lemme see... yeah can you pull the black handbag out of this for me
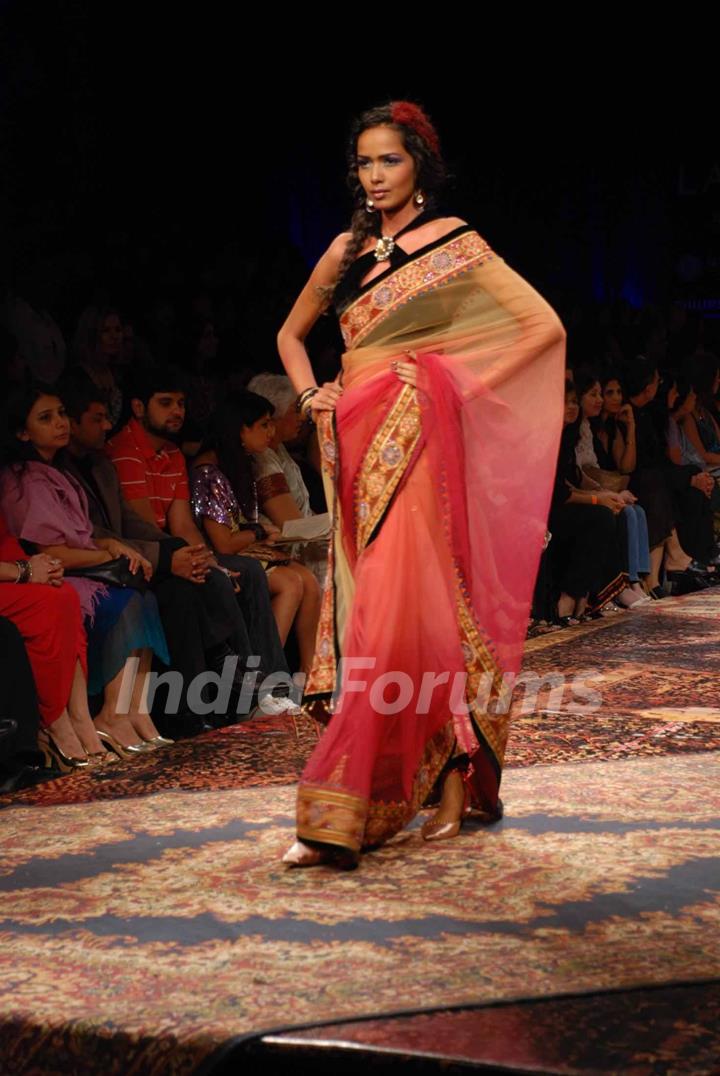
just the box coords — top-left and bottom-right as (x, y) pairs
(67, 556), (146, 591)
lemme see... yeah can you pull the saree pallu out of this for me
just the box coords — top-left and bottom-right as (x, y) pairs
(297, 232), (566, 854)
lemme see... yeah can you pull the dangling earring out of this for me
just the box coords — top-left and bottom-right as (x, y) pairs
(414, 190), (425, 207)
(365, 198), (375, 213)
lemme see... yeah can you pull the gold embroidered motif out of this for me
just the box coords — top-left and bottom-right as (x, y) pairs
(304, 533), (337, 697)
(317, 411), (336, 480)
(296, 784), (367, 852)
(340, 233), (495, 349)
(363, 723), (455, 847)
(455, 588), (508, 766)
(354, 386), (422, 555)
(295, 725), (454, 851)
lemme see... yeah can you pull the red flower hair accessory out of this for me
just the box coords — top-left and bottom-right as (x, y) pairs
(390, 101), (440, 157)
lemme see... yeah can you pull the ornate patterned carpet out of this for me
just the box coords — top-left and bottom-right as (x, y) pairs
(0, 592), (719, 1074)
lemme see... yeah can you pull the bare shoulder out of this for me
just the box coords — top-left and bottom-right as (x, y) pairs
(324, 231), (353, 267)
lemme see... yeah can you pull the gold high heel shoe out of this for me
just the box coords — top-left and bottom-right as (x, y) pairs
(421, 776), (470, 842)
(95, 729), (149, 760)
(124, 714), (174, 749)
(37, 729), (89, 774)
(141, 735), (174, 749)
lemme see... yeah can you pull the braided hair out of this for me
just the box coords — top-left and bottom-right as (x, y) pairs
(334, 101), (447, 291)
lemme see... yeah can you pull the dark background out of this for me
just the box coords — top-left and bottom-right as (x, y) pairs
(1, 3), (718, 370)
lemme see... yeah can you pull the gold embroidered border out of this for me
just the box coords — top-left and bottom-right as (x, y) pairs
(296, 784), (368, 852)
(456, 589), (508, 767)
(303, 532), (337, 697)
(354, 386), (422, 556)
(317, 411), (336, 481)
(340, 233), (495, 349)
(363, 722), (455, 847)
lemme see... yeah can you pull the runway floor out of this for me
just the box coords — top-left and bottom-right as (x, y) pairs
(0, 592), (718, 1075)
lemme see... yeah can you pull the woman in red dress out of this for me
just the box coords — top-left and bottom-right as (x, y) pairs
(0, 514), (107, 770)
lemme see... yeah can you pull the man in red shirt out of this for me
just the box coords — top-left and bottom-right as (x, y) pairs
(106, 375), (206, 547)
(106, 367), (297, 725)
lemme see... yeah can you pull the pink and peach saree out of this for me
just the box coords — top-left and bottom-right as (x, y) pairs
(297, 229), (566, 854)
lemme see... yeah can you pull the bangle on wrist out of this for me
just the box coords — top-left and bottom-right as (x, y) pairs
(14, 559), (31, 583)
(591, 495), (598, 505)
(296, 387), (319, 415)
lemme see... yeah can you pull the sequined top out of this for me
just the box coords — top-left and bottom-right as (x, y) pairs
(190, 463), (254, 534)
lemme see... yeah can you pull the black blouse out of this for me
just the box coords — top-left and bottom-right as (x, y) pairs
(333, 211), (472, 314)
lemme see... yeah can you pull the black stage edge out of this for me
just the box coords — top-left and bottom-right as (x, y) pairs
(199, 978), (720, 1075)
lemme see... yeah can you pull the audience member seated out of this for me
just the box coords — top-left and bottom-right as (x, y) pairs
(0, 384), (171, 759)
(670, 373), (720, 501)
(683, 354), (720, 473)
(548, 380), (627, 625)
(60, 372), (290, 731)
(574, 368), (651, 608)
(247, 372), (328, 586)
(191, 390), (321, 674)
(664, 374), (718, 572)
(625, 359), (706, 598)
(106, 368), (298, 714)
(0, 510), (110, 772)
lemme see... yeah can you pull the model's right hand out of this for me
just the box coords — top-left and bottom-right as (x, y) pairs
(311, 381), (343, 414)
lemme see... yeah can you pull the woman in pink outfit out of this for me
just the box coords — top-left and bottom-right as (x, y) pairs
(277, 101), (566, 867)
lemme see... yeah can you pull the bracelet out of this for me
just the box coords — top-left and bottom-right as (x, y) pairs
(14, 559), (32, 583)
(590, 495), (598, 505)
(296, 387), (319, 416)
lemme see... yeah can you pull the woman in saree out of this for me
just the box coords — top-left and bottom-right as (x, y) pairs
(277, 102), (566, 867)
